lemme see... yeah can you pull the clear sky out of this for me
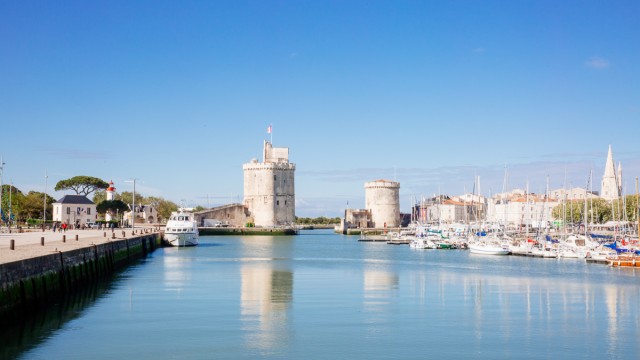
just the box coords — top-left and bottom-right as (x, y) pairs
(1, 0), (638, 217)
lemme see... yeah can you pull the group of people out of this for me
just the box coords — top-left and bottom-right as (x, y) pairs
(50, 222), (116, 232)
(51, 222), (71, 232)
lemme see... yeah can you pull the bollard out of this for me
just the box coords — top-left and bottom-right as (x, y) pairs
(75, 234), (79, 241)
(104, 232), (107, 237)
(122, 231), (125, 237)
(41, 237), (45, 246)
(10, 239), (15, 250)
(112, 232), (116, 239)
(63, 235), (66, 242)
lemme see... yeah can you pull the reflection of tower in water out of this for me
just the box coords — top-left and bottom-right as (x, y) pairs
(240, 237), (293, 352)
(363, 264), (399, 313)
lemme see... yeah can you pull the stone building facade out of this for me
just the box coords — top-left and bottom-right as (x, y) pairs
(365, 180), (400, 228)
(243, 141), (296, 227)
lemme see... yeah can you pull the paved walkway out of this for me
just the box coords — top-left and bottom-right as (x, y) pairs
(0, 228), (160, 264)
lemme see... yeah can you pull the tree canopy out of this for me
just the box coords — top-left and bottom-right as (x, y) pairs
(55, 176), (109, 196)
(96, 200), (130, 217)
(295, 216), (341, 225)
(551, 195), (640, 224)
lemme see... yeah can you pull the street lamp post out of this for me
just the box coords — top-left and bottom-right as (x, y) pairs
(43, 171), (48, 230)
(126, 179), (137, 230)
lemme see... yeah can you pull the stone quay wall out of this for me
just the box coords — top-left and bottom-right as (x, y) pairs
(0, 234), (161, 322)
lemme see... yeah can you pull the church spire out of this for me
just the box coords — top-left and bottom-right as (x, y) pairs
(600, 145), (620, 201)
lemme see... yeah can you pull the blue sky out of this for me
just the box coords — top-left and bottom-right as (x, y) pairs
(1, 0), (638, 217)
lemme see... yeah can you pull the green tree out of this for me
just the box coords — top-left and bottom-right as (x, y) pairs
(55, 176), (109, 196)
(118, 191), (146, 207)
(552, 198), (613, 224)
(146, 196), (178, 223)
(611, 195), (639, 222)
(294, 216), (341, 225)
(96, 200), (130, 221)
(93, 190), (106, 204)
(19, 191), (55, 221)
(1, 184), (24, 223)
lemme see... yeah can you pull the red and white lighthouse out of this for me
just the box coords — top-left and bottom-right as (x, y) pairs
(105, 180), (116, 221)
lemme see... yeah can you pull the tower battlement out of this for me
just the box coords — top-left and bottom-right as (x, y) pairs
(243, 141), (296, 227)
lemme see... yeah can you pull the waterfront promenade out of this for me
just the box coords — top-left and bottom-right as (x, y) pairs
(0, 227), (158, 264)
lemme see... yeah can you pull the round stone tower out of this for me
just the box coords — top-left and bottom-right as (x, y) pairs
(365, 180), (400, 228)
(243, 141), (295, 227)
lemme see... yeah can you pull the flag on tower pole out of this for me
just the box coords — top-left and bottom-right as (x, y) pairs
(267, 123), (273, 144)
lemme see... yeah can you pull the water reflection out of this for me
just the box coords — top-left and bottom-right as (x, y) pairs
(412, 264), (640, 356)
(162, 248), (194, 298)
(239, 236), (294, 354)
(363, 265), (398, 313)
(0, 276), (115, 359)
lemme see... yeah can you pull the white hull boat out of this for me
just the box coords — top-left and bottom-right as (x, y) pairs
(469, 243), (511, 255)
(469, 236), (510, 255)
(164, 209), (199, 247)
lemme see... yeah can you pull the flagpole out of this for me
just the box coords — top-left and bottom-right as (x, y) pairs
(270, 123), (273, 144)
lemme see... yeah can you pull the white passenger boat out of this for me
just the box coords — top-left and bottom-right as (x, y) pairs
(164, 209), (199, 247)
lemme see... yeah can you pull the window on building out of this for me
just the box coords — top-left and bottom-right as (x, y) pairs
(87, 208), (91, 215)
(274, 175), (276, 181)
(66, 207), (70, 215)
(277, 200), (280, 206)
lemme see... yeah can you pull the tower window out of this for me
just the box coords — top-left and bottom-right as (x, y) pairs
(277, 200), (280, 206)
(274, 175), (276, 181)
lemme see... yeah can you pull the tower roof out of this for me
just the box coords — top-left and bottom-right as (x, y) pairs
(603, 145), (616, 178)
(601, 145), (621, 200)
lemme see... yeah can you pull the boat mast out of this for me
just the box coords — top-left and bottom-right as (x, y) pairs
(525, 180), (529, 239)
(585, 172), (590, 237)
(636, 176), (640, 238)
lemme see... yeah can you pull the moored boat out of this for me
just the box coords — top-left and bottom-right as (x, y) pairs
(468, 235), (511, 255)
(164, 208), (199, 247)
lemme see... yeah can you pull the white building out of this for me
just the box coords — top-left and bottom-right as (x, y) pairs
(243, 140), (296, 227)
(52, 195), (97, 226)
(123, 204), (159, 226)
(486, 194), (557, 228)
(426, 199), (467, 223)
(549, 187), (598, 201)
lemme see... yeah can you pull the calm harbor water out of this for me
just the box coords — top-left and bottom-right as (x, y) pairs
(5, 229), (640, 359)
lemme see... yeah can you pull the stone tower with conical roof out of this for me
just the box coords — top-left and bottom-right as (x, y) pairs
(600, 145), (620, 201)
